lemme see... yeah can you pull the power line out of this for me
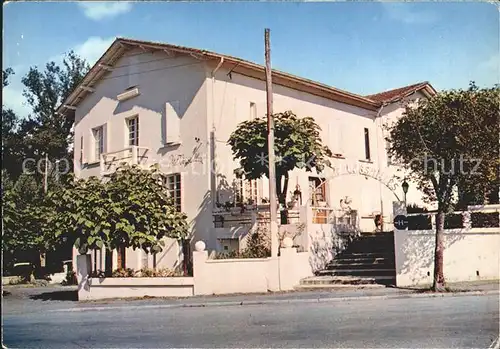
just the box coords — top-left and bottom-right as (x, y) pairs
(98, 61), (204, 83)
(112, 54), (182, 70)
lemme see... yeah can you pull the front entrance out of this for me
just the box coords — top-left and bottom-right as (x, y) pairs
(309, 177), (329, 223)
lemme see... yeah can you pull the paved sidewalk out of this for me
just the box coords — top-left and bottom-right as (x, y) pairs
(3, 280), (498, 315)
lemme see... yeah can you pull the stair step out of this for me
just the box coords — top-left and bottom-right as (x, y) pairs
(345, 246), (394, 252)
(318, 269), (395, 277)
(339, 254), (394, 260)
(335, 251), (394, 259)
(326, 263), (395, 270)
(301, 275), (395, 285)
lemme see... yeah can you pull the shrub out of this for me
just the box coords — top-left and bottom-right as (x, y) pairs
(444, 213), (463, 229)
(406, 204), (428, 214)
(111, 268), (136, 277)
(138, 267), (184, 277)
(213, 250), (240, 260)
(62, 270), (77, 285)
(89, 270), (106, 278)
(407, 215), (432, 230)
(471, 212), (499, 228)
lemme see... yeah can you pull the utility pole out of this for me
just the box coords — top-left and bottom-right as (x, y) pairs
(44, 153), (48, 193)
(265, 28), (279, 258)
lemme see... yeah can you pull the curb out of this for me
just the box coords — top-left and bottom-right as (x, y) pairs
(51, 289), (500, 313)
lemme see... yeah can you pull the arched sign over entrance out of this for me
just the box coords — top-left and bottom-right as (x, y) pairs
(324, 162), (402, 202)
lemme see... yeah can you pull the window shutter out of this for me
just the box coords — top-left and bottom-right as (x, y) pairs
(87, 131), (94, 163)
(165, 101), (181, 144)
(102, 123), (108, 154)
(79, 135), (84, 167)
(330, 119), (343, 155)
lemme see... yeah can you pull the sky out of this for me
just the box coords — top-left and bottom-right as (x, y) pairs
(3, 1), (499, 118)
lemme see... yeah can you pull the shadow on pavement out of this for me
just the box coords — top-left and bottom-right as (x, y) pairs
(30, 290), (78, 301)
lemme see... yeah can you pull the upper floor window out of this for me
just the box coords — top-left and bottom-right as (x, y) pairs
(386, 139), (392, 166)
(93, 126), (104, 160)
(79, 136), (84, 166)
(127, 117), (139, 146)
(165, 173), (182, 212)
(250, 102), (257, 120)
(364, 128), (371, 161)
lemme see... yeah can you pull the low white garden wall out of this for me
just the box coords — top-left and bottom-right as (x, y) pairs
(77, 255), (194, 300)
(394, 204), (500, 287)
(192, 242), (313, 295)
(77, 240), (313, 300)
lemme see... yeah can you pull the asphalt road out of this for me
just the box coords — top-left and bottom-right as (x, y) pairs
(3, 291), (499, 348)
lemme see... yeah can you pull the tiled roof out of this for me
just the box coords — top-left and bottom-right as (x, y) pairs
(365, 82), (431, 103)
(58, 37), (436, 116)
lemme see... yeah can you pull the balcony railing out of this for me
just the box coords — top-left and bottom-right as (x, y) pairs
(100, 146), (150, 175)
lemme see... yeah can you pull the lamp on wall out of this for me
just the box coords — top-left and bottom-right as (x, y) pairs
(402, 179), (409, 209)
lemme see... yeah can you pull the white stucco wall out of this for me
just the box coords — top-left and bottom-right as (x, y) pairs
(393, 206), (500, 286)
(73, 48), (213, 270)
(208, 64), (422, 235)
(73, 46), (435, 266)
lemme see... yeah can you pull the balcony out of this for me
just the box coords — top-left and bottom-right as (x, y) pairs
(100, 146), (150, 175)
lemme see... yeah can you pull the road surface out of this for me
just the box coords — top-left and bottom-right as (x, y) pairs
(3, 289), (499, 348)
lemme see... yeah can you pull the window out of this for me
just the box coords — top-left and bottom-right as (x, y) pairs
(245, 179), (259, 204)
(386, 139), (392, 166)
(127, 117), (139, 146)
(165, 173), (182, 212)
(93, 126), (104, 160)
(235, 178), (259, 205)
(250, 102), (257, 120)
(364, 128), (371, 161)
(79, 136), (84, 166)
(309, 177), (327, 206)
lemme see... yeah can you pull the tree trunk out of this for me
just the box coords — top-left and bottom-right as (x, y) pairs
(433, 211), (446, 291)
(276, 173), (289, 224)
(105, 249), (113, 277)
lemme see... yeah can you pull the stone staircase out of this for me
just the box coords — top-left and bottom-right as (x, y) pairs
(300, 232), (396, 287)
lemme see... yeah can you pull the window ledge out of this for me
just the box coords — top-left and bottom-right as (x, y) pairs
(160, 141), (182, 149)
(331, 154), (345, 159)
(117, 87), (140, 102)
(86, 161), (100, 167)
(359, 159), (373, 164)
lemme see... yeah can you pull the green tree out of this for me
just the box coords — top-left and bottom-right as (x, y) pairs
(387, 82), (499, 291)
(2, 173), (48, 273)
(228, 111), (332, 219)
(21, 51), (89, 159)
(2, 68), (23, 180)
(45, 165), (190, 274)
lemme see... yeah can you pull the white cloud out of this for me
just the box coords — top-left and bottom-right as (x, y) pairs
(381, 3), (437, 24)
(49, 36), (116, 67)
(74, 36), (116, 65)
(2, 85), (32, 117)
(78, 2), (132, 21)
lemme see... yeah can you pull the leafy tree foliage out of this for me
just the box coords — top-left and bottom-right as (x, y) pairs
(45, 165), (190, 256)
(387, 82), (499, 291)
(228, 111), (332, 208)
(2, 173), (48, 272)
(2, 54), (89, 273)
(2, 52), (89, 180)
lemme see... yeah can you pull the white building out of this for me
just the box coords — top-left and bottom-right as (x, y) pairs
(58, 37), (437, 272)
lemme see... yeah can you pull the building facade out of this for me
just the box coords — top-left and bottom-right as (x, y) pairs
(60, 38), (436, 272)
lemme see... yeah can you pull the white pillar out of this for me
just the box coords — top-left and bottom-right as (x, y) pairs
(76, 254), (92, 301)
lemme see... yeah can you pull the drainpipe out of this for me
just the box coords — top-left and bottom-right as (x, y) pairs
(375, 103), (386, 232)
(210, 58), (224, 208)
